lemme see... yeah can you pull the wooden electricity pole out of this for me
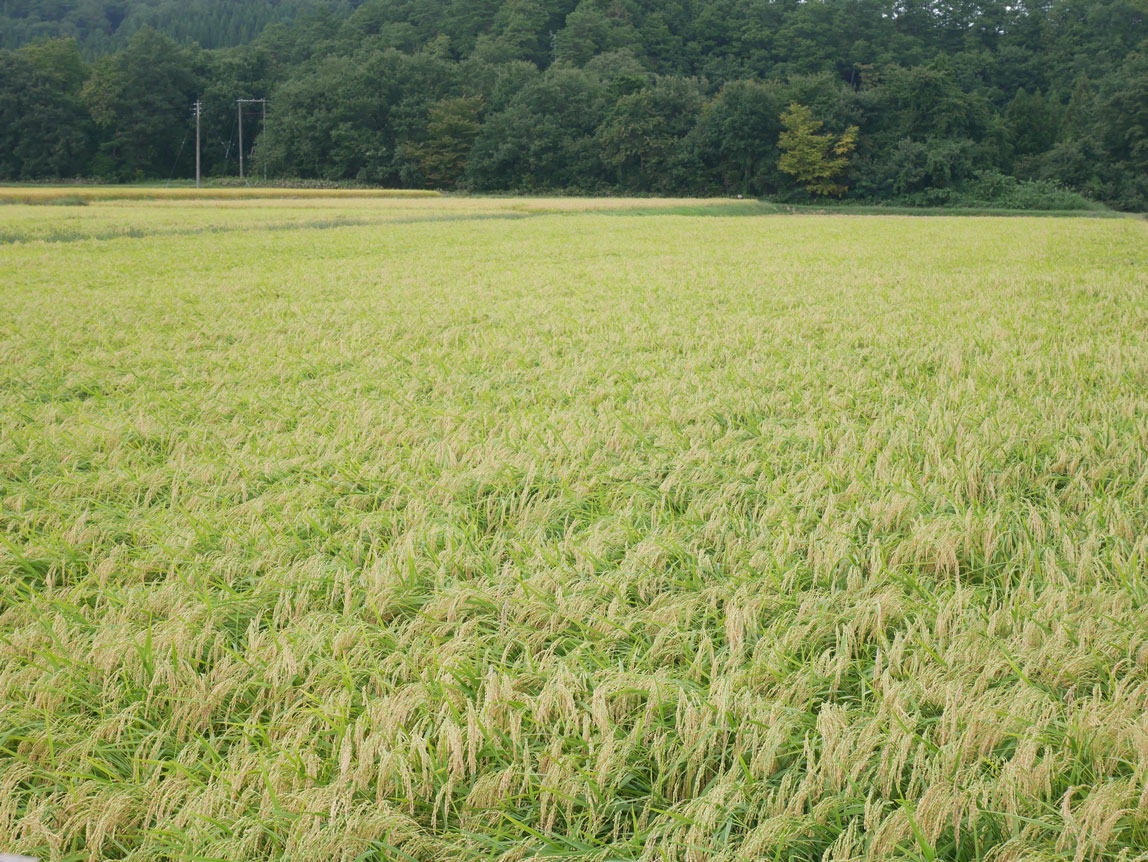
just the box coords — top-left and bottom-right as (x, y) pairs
(194, 100), (202, 188)
(237, 99), (244, 181)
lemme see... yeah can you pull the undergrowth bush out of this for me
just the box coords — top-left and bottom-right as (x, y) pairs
(900, 171), (1101, 211)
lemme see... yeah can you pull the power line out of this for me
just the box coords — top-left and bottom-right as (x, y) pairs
(236, 98), (268, 182)
(165, 130), (189, 186)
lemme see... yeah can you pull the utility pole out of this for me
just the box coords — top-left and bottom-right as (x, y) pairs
(262, 98), (267, 181)
(237, 99), (244, 182)
(194, 100), (202, 189)
(237, 98), (268, 183)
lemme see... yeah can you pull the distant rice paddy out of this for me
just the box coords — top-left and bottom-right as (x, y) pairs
(0, 186), (443, 203)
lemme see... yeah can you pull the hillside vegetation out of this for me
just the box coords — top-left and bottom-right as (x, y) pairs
(0, 0), (347, 52)
(0, 0), (1146, 208)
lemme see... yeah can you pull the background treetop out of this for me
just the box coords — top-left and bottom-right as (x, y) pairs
(1, 0), (1145, 209)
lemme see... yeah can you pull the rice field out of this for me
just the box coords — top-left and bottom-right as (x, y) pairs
(0, 187), (443, 203)
(0, 194), (767, 245)
(1, 194), (1147, 862)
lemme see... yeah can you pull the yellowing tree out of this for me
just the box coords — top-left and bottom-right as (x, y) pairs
(777, 103), (858, 196)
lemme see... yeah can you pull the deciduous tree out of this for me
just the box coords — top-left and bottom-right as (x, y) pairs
(777, 102), (857, 196)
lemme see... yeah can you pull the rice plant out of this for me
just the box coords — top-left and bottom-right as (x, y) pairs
(1, 197), (1147, 861)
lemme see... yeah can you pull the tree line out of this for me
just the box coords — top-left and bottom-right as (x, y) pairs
(0, 0), (346, 54)
(1, 0), (1146, 209)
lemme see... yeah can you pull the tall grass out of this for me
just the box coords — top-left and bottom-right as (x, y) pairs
(1, 201), (1147, 861)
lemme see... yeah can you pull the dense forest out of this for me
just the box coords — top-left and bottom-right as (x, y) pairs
(1, 0), (1146, 208)
(0, 0), (349, 53)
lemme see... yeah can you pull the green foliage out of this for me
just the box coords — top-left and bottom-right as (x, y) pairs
(777, 102), (857, 196)
(962, 170), (1099, 210)
(552, 3), (639, 67)
(885, 138), (979, 196)
(80, 28), (199, 178)
(473, 0), (550, 64)
(0, 0), (1145, 208)
(468, 66), (606, 191)
(0, 0), (343, 53)
(0, 39), (91, 179)
(408, 96), (483, 187)
(690, 78), (784, 196)
(1005, 88), (1061, 161)
(897, 169), (1101, 210)
(256, 55), (388, 181)
(596, 76), (702, 192)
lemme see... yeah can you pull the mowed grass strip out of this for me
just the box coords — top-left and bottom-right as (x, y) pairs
(1, 203), (1147, 861)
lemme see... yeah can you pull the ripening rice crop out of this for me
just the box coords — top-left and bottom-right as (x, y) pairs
(1, 198), (1147, 862)
(0, 193), (761, 244)
(0, 186), (443, 203)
